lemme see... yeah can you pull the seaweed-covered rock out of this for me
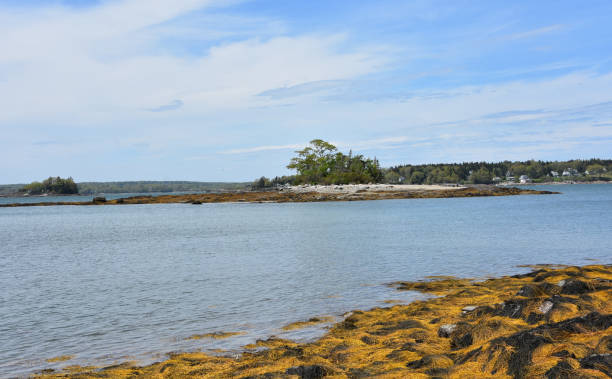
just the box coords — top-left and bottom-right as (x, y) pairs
(285, 365), (333, 378)
(450, 323), (473, 349)
(560, 279), (595, 295)
(497, 299), (527, 318)
(407, 354), (453, 370)
(545, 360), (579, 379)
(595, 335), (612, 354)
(580, 354), (612, 377)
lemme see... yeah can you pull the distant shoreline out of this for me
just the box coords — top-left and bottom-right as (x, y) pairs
(0, 185), (558, 207)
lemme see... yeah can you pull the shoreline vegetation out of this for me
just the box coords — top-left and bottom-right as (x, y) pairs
(0, 185), (558, 207)
(35, 264), (611, 378)
(1, 140), (610, 198)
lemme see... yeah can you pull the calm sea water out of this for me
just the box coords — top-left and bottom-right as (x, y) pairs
(0, 184), (611, 377)
(0, 192), (205, 205)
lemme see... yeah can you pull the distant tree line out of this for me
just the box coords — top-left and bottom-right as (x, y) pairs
(252, 140), (611, 187)
(20, 176), (78, 195)
(77, 181), (250, 194)
(385, 159), (612, 185)
(5, 180), (249, 196)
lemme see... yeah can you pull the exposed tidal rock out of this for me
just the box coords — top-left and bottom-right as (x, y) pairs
(35, 264), (611, 379)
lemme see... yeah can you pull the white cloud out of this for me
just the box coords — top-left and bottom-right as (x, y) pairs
(506, 24), (564, 40)
(0, 1), (386, 129)
(221, 144), (304, 154)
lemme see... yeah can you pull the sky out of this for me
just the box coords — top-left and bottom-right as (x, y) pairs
(1, 0), (611, 183)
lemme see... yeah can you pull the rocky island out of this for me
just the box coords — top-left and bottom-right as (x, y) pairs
(0, 184), (557, 207)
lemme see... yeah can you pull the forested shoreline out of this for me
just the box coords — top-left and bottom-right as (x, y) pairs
(2, 140), (611, 196)
(0, 180), (250, 196)
(253, 139), (612, 187)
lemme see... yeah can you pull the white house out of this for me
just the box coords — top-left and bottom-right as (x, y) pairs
(519, 175), (532, 184)
(562, 168), (579, 177)
(550, 171), (559, 177)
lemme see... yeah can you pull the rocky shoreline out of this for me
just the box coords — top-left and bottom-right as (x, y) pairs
(0, 185), (557, 207)
(35, 264), (611, 378)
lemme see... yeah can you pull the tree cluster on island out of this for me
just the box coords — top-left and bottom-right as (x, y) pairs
(253, 139), (384, 188)
(253, 139), (612, 188)
(19, 176), (78, 195)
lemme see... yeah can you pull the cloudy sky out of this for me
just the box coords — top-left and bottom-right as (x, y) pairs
(1, 0), (611, 183)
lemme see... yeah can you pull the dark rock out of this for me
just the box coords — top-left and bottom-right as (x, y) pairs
(505, 332), (551, 379)
(550, 312), (612, 333)
(285, 365), (332, 379)
(282, 346), (304, 357)
(191, 200), (202, 205)
(497, 299), (527, 318)
(512, 269), (547, 279)
(429, 317), (441, 324)
(517, 283), (560, 298)
(516, 285), (539, 297)
(490, 312), (611, 379)
(347, 368), (372, 378)
(399, 342), (419, 352)
(552, 350), (576, 359)
(526, 312), (544, 324)
(374, 319), (425, 335)
(450, 323), (473, 349)
(455, 346), (482, 365)
(425, 367), (449, 376)
(548, 294), (578, 306)
(93, 196), (106, 203)
(580, 354), (612, 377)
(360, 335), (377, 345)
(242, 374), (283, 379)
(394, 319), (426, 329)
(538, 282), (561, 295)
(340, 315), (358, 330)
(545, 360), (579, 379)
(595, 335), (612, 354)
(407, 355), (453, 370)
(560, 279), (594, 295)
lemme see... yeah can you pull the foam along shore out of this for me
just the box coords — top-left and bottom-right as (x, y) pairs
(0, 185), (557, 207)
(35, 264), (611, 378)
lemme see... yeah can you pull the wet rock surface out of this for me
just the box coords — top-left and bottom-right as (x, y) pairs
(35, 264), (611, 378)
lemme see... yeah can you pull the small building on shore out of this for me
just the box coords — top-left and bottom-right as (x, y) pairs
(562, 168), (579, 177)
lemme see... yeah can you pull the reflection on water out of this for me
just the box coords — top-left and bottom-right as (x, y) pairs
(0, 184), (610, 377)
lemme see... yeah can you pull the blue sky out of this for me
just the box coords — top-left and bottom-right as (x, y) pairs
(1, 0), (611, 182)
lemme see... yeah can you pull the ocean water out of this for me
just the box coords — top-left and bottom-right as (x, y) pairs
(0, 192), (205, 205)
(0, 184), (610, 377)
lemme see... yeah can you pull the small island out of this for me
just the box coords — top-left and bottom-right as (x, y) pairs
(18, 176), (78, 196)
(0, 141), (561, 207)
